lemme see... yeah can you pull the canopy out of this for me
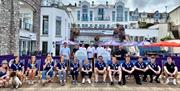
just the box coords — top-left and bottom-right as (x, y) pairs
(122, 41), (138, 46)
(56, 40), (78, 45)
(99, 40), (121, 46)
(146, 41), (180, 47)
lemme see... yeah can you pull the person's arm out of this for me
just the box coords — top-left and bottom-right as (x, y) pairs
(122, 67), (130, 73)
(173, 66), (178, 75)
(134, 66), (144, 71)
(164, 66), (171, 75)
(107, 66), (111, 71)
(148, 65), (156, 73)
(130, 67), (135, 73)
(157, 66), (161, 73)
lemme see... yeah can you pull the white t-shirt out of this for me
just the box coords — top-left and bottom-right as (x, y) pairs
(96, 47), (105, 57)
(60, 47), (70, 60)
(87, 47), (94, 58)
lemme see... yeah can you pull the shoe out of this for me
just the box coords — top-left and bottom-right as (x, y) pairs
(87, 78), (91, 84)
(165, 78), (169, 84)
(136, 82), (142, 85)
(110, 82), (114, 85)
(118, 81), (122, 85)
(122, 82), (126, 85)
(82, 78), (85, 84)
(155, 79), (160, 83)
(173, 79), (177, 85)
(150, 79), (153, 83)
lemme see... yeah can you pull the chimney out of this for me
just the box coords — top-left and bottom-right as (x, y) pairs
(92, 1), (94, 6)
(79, 1), (81, 6)
(106, 1), (108, 6)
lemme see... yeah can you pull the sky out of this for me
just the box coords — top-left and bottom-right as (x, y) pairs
(62, 0), (180, 12)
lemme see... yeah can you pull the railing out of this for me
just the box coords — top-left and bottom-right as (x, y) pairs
(94, 17), (110, 21)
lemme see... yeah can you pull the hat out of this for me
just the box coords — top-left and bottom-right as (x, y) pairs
(1, 60), (8, 64)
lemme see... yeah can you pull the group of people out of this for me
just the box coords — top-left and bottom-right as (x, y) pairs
(0, 42), (179, 88)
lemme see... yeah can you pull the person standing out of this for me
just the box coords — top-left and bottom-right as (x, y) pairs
(113, 46), (127, 61)
(87, 45), (94, 64)
(60, 42), (70, 65)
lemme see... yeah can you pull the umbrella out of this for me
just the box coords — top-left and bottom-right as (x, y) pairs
(146, 41), (180, 47)
(122, 41), (138, 46)
(99, 40), (121, 46)
(56, 40), (78, 45)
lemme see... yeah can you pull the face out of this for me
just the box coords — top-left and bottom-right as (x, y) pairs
(47, 54), (52, 61)
(15, 56), (19, 63)
(98, 56), (103, 62)
(64, 43), (67, 47)
(74, 58), (78, 63)
(31, 56), (36, 63)
(125, 56), (130, 62)
(150, 57), (156, 63)
(2, 63), (8, 68)
(167, 57), (172, 64)
(84, 59), (89, 64)
(60, 56), (64, 62)
(112, 57), (117, 64)
(138, 57), (143, 62)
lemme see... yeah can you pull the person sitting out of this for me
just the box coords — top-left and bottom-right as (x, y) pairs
(42, 54), (55, 86)
(134, 56), (149, 83)
(70, 57), (80, 85)
(122, 54), (141, 85)
(108, 57), (122, 85)
(147, 55), (161, 83)
(0, 60), (10, 87)
(27, 55), (38, 85)
(81, 59), (92, 84)
(164, 57), (178, 85)
(94, 56), (107, 83)
(56, 56), (67, 86)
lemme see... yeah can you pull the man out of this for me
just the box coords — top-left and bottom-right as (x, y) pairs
(164, 57), (178, 85)
(94, 56), (107, 83)
(60, 42), (70, 64)
(134, 56), (149, 83)
(81, 59), (92, 84)
(147, 55), (161, 83)
(87, 45), (94, 64)
(122, 54), (141, 85)
(108, 57), (122, 85)
(114, 46), (127, 61)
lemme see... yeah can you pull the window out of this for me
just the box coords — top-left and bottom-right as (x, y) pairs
(90, 24), (93, 28)
(77, 11), (80, 21)
(85, 24), (88, 28)
(82, 24), (85, 28)
(107, 24), (110, 28)
(77, 24), (80, 28)
(95, 24), (98, 28)
(56, 16), (61, 36)
(116, 5), (123, 21)
(42, 41), (48, 54)
(125, 11), (128, 21)
(98, 8), (104, 20)
(90, 11), (93, 21)
(82, 5), (88, 21)
(42, 16), (49, 35)
(112, 11), (115, 21)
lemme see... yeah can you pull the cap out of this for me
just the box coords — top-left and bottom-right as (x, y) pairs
(1, 60), (8, 64)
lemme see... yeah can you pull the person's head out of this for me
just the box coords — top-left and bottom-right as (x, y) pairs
(63, 42), (68, 47)
(125, 54), (131, 62)
(73, 57), (78, 63)
(150, 55), (156, 63)
(167, 56), (173, 64)
(46, 53), (52, 61)
(60, 55), (64, 63)
(119, 46), (123, 50)
(14, 56), (19, 64)
(31, 55), (36, 64)
(138, 56), (143, 63)
(1, 60), (8, 68)
(98, 56), (103, 62)
(112, 57), (117, 64)
(75, 44), (79, 48)
(84, 59), (89, 64)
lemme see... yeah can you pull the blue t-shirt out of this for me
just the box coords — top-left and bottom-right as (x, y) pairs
(44, 61), (55, 71)
(28, 63), (38, 69)
(148, 62), (159, 71)
(57, 62), (67, 70)
(135, 62), (147, 69)
(82, 63), (91, 70)
(70, 62), (80, 71)
(11, 62), (24, 71)
(95, 61), (106, 70)
(109, 63), (120, 70)
(122, 62), (134, 70)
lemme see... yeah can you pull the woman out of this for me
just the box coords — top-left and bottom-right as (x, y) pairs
(42, 54), (55, 85)
(0, 60), (10, 87)
(81, 59), (92, 84)
(70, 57), (80, 85)
(27, 55), (38, 84)
(10, 56), (24, 82)
(56, 56), (67, 86)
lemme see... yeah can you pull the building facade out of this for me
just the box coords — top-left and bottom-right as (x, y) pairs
(40, 1), (72, 56)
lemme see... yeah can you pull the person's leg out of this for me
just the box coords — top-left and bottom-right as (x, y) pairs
(133, 70), (141, 85)
(94, 69), (99, 82)
(32, 69), (36, 81)
(42, 70), (47, 84)
(143, 71), (148, 82)
(63, 71), (67, 82)
(48, 70), (54, 80)
(155, 70), (161, 83)
(122, 71), (127, 85)
(118, 70), (122, 82)
(147, 70), (154, 83)
(81, 71), (85, 83)
(103, 70), (107, 82)
(75, 71), (78, 81)
(109, 70), (113, 82)
(58, 71), (63, 81)
(71, 71), (75, 81)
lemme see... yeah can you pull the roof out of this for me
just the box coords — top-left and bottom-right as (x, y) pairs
(169, 5), (180, 14)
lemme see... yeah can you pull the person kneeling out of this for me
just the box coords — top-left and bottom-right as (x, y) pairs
(122, 55), (141, 85)
(81, 59), (92, 84)
(70, 58), (80, 85)
(164, 57), (178, 85)
(108, 57), (122, 85)
(94, 56), (107, 83)
(147, 56), (161, 83)
(56, 56), (67, 86)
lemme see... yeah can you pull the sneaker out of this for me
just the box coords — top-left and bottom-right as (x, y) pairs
(118, 81), (122, 85)
(110, 82), (114, 85)
(173, 79), (177, 85)
(155, 79), (160, 83)
(136, 82), (142, 85)
(165, 78), (169, 84)
(87, 78), (91, 84)
(82, 78), (85, 84)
